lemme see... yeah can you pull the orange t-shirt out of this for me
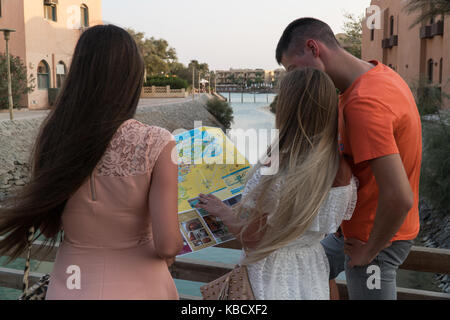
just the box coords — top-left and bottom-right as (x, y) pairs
(339, 60), (422, 242)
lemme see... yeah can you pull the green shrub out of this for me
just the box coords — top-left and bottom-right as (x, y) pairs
(144, 75), (188, 89)
(0, 54), (35, 110)
(206, 98), (234, 130)
(410, 77), (449, 116)
(420, 116), (450, 214)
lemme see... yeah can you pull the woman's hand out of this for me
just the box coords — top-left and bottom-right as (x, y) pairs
(195, 193), (233, 218)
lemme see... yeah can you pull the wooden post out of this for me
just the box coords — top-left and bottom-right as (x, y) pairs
(192, 66), (195, 100)
(6, 36), (13, 120)
(208, 73), (211, 94)
(1, 29), (16, 120)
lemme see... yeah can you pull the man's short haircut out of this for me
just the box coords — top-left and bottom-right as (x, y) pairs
(276, 18), (341, 64)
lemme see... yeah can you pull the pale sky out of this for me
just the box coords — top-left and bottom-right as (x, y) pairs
(102, 0), (372, 71)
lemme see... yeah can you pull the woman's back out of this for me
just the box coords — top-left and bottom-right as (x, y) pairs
(46, 119), (179, 299)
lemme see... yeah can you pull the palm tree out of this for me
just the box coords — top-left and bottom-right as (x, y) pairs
(227, 74), (235, 85)
(255, 72), (264, 89)
(403, 0), (450, 28)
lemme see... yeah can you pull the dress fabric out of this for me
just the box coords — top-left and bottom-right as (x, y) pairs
(46, 119), (178, 300)
(240, 168), (358, 300)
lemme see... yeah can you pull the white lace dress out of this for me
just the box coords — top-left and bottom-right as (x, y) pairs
(240, 168), (358, 300)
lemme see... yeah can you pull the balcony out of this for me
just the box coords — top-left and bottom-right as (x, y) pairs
(420, 25), (432, 39)
(431, 20), (444, 36)
(420, 21), (443, 39)
(382, 35), (398, 49)
(389, 35), (398, 47)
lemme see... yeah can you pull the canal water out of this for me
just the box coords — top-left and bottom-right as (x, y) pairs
(0, 93), (440, 299)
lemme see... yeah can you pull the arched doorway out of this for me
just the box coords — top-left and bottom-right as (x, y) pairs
(37, 60), (50, 90)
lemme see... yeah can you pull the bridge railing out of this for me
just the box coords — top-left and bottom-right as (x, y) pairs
(0, 238), (449, 300)
(141, 86), (188, 98)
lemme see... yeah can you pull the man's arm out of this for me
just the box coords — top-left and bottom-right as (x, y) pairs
(345, 154), (414, 267)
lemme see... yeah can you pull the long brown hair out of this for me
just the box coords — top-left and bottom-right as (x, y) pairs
(237, 68), (340, 264)
(0, 25), (145, 261)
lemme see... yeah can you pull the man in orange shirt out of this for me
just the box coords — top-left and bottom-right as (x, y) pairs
(276, 18), (422, 299)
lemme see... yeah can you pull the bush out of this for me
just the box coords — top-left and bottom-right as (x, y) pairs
(144, 75), (188, 89)
(420, 116), (450, 214)
(206, 98), (234, 130)
(0, 54), (35, 110)
(411, 77), (449, 116)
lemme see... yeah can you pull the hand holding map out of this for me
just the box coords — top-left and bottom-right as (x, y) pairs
(175, 126), (250, 256)
(195, 193), (233, 219)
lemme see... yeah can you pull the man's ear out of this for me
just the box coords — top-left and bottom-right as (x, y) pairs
(306, 39), (320, 58)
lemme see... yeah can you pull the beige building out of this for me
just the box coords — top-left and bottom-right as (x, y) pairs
(216, 68), (266, 86)
(0, 0), (102, 109)
(362, 0), (449, 108)
(215, 68), (285, 89)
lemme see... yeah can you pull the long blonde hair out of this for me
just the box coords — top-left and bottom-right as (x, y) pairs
(236, 68), (340, 264)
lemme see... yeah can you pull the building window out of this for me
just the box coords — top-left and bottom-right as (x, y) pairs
(37, 60), (50, 90)
(56, 61), (67, 88)
(80, 4), (89, 27)
(44, 1), (57, 22)
(371, 21), (375, 41)
(390, 16), (394, 36)
(439, 58), (443, 84)
(427, 59), (434, 83)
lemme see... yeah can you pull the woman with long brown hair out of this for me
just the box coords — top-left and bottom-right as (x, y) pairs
(0, 25), (182, 299)
(196, 68), (357, 299)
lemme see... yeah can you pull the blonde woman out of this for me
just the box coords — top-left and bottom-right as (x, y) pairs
(196, 68), (357, 300)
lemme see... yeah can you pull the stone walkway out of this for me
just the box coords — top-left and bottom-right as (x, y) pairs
(0, 96), (197, 121)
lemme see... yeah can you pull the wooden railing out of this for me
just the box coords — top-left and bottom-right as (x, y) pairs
(0, 238), (449, 300)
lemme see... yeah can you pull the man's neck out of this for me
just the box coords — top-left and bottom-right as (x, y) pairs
(325, 50), (375, 94)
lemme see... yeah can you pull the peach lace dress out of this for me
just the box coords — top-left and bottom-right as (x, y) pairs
(45, 119), (179, 300)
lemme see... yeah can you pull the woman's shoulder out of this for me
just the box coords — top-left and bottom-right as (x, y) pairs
(119, 119), (174, 143)
(96, 120), (174, 176)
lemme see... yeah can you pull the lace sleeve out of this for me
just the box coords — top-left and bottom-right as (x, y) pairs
(309, 175), (358, 234)
(147, 126), (176, 173)
(96, 120), (176, 176)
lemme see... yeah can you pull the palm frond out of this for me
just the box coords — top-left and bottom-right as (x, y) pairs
(403, 0), (450, 28)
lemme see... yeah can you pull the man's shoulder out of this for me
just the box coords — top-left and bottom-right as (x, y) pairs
(342, 65), (416, 114)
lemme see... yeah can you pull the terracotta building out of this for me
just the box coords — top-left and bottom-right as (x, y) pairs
(0, 0), (102, 110)
(362, 0), (449, 108)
